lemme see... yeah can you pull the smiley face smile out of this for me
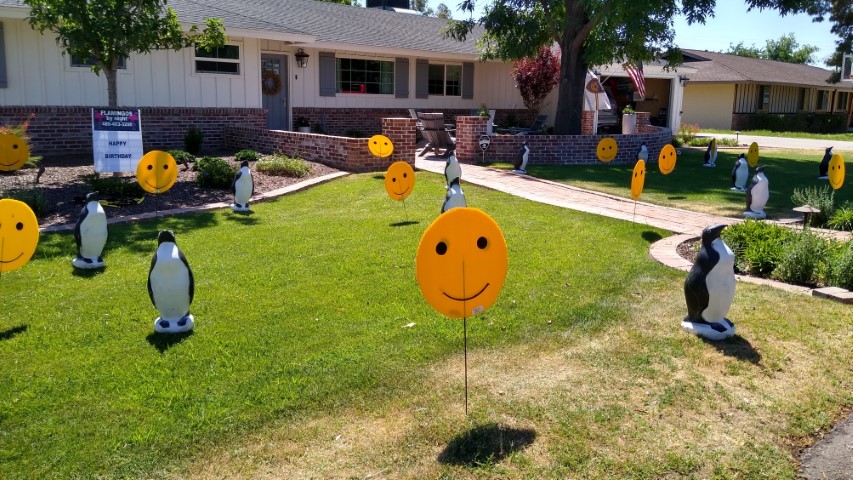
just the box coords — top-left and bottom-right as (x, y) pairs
(442, 283), (489, 302)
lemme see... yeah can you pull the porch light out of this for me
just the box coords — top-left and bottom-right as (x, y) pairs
(295, 49), (309, 68)
(679, 75), (689, 87)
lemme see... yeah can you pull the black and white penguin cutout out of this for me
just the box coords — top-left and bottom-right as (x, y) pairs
(730, 154), (749, 191)
(818, 146), (833, 180)
(637, 142), (649, 162)
(682, 224), (736, 341)
(231, 160), (254, 212)
(444, 152), (461, 188)
(513, 142), (530, 174)
(744, 166), (769, 219)
(72, 192), (108, 269)
(703, 138), (717, 167)
(148, 230), (195, 334)
(441, 177), (467, 213)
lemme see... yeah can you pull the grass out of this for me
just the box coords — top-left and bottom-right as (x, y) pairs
(0, 173), (851, 479)
(493, 148), (853, 219)
(701, 128), (853, 142)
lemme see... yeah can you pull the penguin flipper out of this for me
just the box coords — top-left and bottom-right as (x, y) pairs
(147, 253), (157, 307)
(178, 249), (194, 304)
(684, 270), (710, 323)
(73, 205), (88, 254)
(231, 170), (242, 196)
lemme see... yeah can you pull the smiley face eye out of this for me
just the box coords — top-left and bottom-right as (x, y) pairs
(163, 164), (168, 170)
(16, 222), (23, 231)
(477, 237), (487, 249)
(12, 144), (18, 150)
(403, 173), (407, 178)
(147, 164), (153, 170)
(436, 241), (447, 255)
(392, 177), (396, 183)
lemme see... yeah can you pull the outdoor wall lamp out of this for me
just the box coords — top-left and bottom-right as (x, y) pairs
(295, 48), (309, 68)
(679, 74), (690, 87)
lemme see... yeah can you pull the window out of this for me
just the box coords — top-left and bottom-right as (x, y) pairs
(756, 85), (770, 109)
(70, 55), (126, 69)
(194, 45), (240, 75)
(428, 64), (461, 96)
(336, 58), (393, 94)
(836, 91), (848, 111)
(799, 88), (809, 110)
(816, 90), (829, 110)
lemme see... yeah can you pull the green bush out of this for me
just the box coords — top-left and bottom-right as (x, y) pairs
(722, 220), (794, 277)
(748, 112), (846, 134)
(235, 149), (261, 162)
(773, 231), (828, 286)
(791, 185), (835, 227)
(676, 123), (699, 144)
(256, 154), (312, 178)
(195, 156), (236, 189)
(3, 188), (48, 218)
(80, 172), (144, 199)
(168, 149), (195, 165)
(826, 204), (853, 231)
(686, 137), (738, 147)
(184, 127), (204, 155)
(829, 242), (853, 290)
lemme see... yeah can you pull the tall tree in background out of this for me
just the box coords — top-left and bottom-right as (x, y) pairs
(412, 0), (451, 18)
(435, 3), (452, 19)
(513, 47), (560, 115)
(445, 0), (853, 135)
(24, 0), (226, 107)
(726, 33), (819, 64)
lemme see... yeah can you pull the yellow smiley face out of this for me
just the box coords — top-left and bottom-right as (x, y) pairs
(597, 138), (618, 163)
(368, 134), (394, 158)
(746, 142), (759, 168)
(384, 161), (415, 201)
(828, 153), (845, 190)
(416, 208), (508, 319)
(0, 199), (39, 272)
(0, 132), (30, 172)
(136, 151), (177, 194)
(631, 160), (646, 201)
(658, 144), (677, 175)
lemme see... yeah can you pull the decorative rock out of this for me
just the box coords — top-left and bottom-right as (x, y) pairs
(703, 138), (717, 167)
(682, 224), (736, 341)
(818, 146), (833, 180)
(744, 166), (769, 219)
(148, 230), (195, 334)
(72, 192), (108, 269)
(231, 160), (254, 212)
(442, 178), (467, 213)
(513, 142), (530, 174)
(730, 153), (749, 191)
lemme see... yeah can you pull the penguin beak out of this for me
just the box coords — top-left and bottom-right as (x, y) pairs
(710, 224), (727, 237)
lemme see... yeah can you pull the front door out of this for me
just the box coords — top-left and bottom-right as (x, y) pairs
(261, 54), (289, 130)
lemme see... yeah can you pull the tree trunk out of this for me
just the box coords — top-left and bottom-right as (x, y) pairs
(104, 64), (118, 107)
(553, 42), (588, 135)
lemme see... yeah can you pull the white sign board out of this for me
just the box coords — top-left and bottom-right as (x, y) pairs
(478, 135), (491, 151)
(92, 108), (143, 173)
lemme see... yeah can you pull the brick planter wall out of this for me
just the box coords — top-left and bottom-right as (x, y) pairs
(226, 117), (417, 172)
(0, 106), (266, 157)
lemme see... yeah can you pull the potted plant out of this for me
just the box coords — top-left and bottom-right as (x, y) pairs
(621, 105), (637, 135)
(295, 117), (311, 133)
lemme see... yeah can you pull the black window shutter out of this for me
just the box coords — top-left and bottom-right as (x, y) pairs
(319, 51), (336, 97)
(462, 62), (474, 99)
(395, 58), (409, 98)
(0, 23), (7, 88)
(416, 59), (428, 99)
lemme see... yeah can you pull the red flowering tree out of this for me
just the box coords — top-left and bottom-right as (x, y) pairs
(512, 47), (560, 115)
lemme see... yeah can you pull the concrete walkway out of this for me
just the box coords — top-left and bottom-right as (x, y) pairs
(699, 133), (853, 153)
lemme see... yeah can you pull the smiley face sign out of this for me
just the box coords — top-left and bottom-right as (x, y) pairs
(0, 132), (30, 172)
(746, 142), (759, 168)
(631, 160), (646, 201)
(136, 150), (178, 194)
(597, 138), (618, 163)
(368, 135), (394, 158)
(828, 153), (845, 190)
(0, 199), (39, 272)
(384, 161), (415, 201)
(658, 144), (677, 175)
(416, 208), (508, 319)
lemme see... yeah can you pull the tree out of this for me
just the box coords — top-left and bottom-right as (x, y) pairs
(412, 0), (434, 16)
(445, 0), (853, 135)
(513, 47), (560, 115)
(435, 3), (452, 19)
(24, 0), (226, 107)
(726, 34), (819, 64)
(726, 42), (762, 59)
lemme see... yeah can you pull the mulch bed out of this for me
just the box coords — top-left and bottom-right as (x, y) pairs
(676, 238), (699, 264)
(0, 153), (340, 228)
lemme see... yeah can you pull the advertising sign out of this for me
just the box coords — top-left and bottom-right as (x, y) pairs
(92, 108), (143, 173)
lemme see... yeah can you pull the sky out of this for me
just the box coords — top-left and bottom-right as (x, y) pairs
(427, 1), (840, 67)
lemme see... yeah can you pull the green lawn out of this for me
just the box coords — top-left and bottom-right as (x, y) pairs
(700, 128), (853, 142)
(0, 173), (851, 479)
(495, 148), (853, 219)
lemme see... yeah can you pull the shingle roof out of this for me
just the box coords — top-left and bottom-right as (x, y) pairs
(681, 49), (838, 87)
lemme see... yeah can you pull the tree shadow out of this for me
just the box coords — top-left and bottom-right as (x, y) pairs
(437, 423), (536, 466)
(641, 231), (663, 243)
(0, 324), (27, 342)
(667, 196), (688, 200)
(146, 330), (194, 354)
(702, 334), (762, 365)
(390, 220), (419, 227)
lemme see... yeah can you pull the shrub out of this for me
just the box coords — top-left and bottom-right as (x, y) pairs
(256, 154), (312, 177)
(675, 123), (699, 144)
(685, 137), (738, 147)
(168, 149), (196, 166)
(722, 220), (793, 277)
(512, 47), (560, 115)
(3, 188), (48, 218)
(344, 130), (368, 138)
(184, 127), (204, 154)
(313, 123), (326, 135)
(80, 172), (144, 199)
(235, 149), (260, 162)
(791, 185), (835, 227)
(773, 231), (828, 286)
(829, 242), (853, 290)
(826, 204), (853, 231)
(195, 156), (236, 189)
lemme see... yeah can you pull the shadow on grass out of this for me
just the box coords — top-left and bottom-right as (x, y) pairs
(227, 211), (260, 225)
(0, 324), (27, 342)
(146, 330), (194, 354)
(702, 334), (762, 365)
(437, 423), (536, 466)
(641, 231), (663, 243)
(667, 196), (688, 200)
(390, 220), (419, 227)
(71, 266), (106, 278)
(372, 174), (385, 180)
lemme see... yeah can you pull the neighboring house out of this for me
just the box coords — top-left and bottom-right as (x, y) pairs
(679, 49), (853, 131)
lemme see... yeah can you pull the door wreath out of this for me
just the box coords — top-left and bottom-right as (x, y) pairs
(262, 70), (282, 95)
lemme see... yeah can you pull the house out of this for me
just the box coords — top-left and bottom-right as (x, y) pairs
(678, 49), (853, 132)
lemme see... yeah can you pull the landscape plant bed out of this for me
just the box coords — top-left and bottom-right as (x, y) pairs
(0, 152), (339, 227)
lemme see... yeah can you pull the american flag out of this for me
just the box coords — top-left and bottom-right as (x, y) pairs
(624, 62), (646, 100)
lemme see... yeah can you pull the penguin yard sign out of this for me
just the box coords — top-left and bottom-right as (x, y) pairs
(231, 160), (254, 212)
(148, 230), (195, 334)
(731, 154), (749, 191)
(683, 224), (736, 341)
(744, 166), (769, 219)
(72, 193), (108, 270)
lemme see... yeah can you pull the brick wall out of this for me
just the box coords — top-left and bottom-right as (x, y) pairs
(0, 106), (266, 157)
(226, 117), (417, 172)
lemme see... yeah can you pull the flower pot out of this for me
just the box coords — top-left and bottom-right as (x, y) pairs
(622, 114), (637, 135)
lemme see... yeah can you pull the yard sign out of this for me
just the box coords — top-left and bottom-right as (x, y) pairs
(92, 108), (143, 173)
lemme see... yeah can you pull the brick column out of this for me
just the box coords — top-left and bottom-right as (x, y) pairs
(382, 117), (417, 166)
(455, 115), (488, 163)
(581, 111), (595, 134)
(637, 111), (651, 127)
